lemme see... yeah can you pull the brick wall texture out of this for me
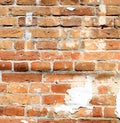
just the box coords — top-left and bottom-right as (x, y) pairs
(0, 0), (120, 123)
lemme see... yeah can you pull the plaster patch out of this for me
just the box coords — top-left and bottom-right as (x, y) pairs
(26, 12), (33, 26)
(54, 76), (94, 114)
(116, 89), (120, 118)
(66, 7), (75, 11)
(99, 16), (106, 25)
(21, 120), (28, 123)
(95, 39), (106, 50)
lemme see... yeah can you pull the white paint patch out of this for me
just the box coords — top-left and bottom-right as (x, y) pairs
(0, 71), (2, 82)
(54, 76), (94, 114)
(25, 30), (32, 51)
(21, 120), (28, 123)
(26, 12), (33, 26)
(66, 7), (75, 11)
(36, 0), (40, 5)
(99, 4), (106, 15)
(95, 39), (106, 50)
(65, 40), (78, 48)
(116, 89), (120, 118)
(99, 16), (106, 25)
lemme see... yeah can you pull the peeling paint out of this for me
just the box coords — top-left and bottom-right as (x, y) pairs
(54, 76), (94, 114)
(26, 12), (32, 26)
(66, 7), (75, 11)
(116, 89), (120, 118)
(21, 120), (28, 123)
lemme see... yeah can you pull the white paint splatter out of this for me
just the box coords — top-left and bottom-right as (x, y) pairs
(99, 4), (106, 14)
(99, 16), (106, 25)
(116, 89), (120, 118)
(26, 12), (33, 26)
(66, 7), (75, 11)
(21, 120), (28, 123)
(54, 76), (94, 114)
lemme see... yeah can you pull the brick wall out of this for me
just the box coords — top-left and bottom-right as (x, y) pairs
(0, 0), (120, 123)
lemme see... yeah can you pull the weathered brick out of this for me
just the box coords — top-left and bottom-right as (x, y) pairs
(29, 83), (50, 93)
(93, 107), (102, 117)
(40, 0), (58, 5)
(60, 0), (79, 5)
(107, 6), (120, 15)
(0, 0), (14, 5)
(27, 107), (48, 117)
(36, 41), (57, 50)
(115, 17), (120, 27)
(42, 95), (65, 104)
(0, 7), (7, 15)
(0, 40), (12, 50)
(14, 41), (24, 50)
(104, 107), (116, 118)
(51, 84), (71, 93)
(2, 73), (42, 82)
(0, 62), (12, 70)
(104, 0), (120, 5)
(75, 62), (95, 71)
(14, 62), (28, 72)
(0, 84), (6, 92)
(53, 62), (73, 71)
(17, 0), (36, 5)
(31, 62), (51, 71)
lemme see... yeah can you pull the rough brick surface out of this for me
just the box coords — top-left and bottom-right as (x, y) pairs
(0, 0), (120, 122)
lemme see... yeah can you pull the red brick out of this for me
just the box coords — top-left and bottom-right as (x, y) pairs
(60, 0), (79, 5)
(14, 62), (28, 72)
(27, 107), (47, 117)
(42, 95), (65, 104)
(0, 84), (6, 92)
(93, 107), (102, 117)
(75, 62), (95, 71)
(40, 0), (58, 5)
(0, 62), (12, 70)
(2, 73), (42, 82)
(51, 84), (71, 93)
(53, 62), (73, 71)
(98, 85), (109, 94)
(4, 106), (24, 116)
(29, 83), (50, 93)
(36, 41), (57, 50)
(80, 0), (100, 5)
(104, 107), (116, 118)
(14, 41), (24, 50)
(17, 0), (36, 5)
(31, 62), (51, 71)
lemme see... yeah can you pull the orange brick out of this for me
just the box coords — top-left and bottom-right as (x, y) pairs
(30, 28), (61, 38)
(0, 62), (12, 70)
(98, 85), (109, 94)
(107, 6), (120, 16)
(9, 7), (51, 16)
(0, 84), (6, 92)
(4, 106), (24, 116)
(53, 62), (73, 71)
(36, 41), (57, 50)
(31, 62), (51, 71)
(14, 62), (28, 72)
(51, 84), (71, 93)
(29, 83), (50, 93)
(61, 17), (81, 27)
(80, 0), (100, 5)
(7, 83), (27, 93)
(0, 17), (17, 26)
(60, 0), (79, 5)
(90, 96), (116, 106)
(96, 62), (116, 71)
(42, 95), (65, 104)
(104, 0), (120, 5)
(70, 28), (80, 38)
(0, 28), (23, 38)
(40, 0), (58, 5)
(39, 17), (60, 27)
(14, 41), (24, 50)
(17, 0), (36, 5)
(93, 107), (102, 117)
(115, 17), (120, 27)
(75, 62), (95, 71)
(0, 94), (40, 105)
(104, 107), (116, 118)
(2, 73), (42, 82)
(0, 40), (12, 50)
(27, 107), (48, 117)
(0, 7), (7, 15)
(0, 0), (14, 5)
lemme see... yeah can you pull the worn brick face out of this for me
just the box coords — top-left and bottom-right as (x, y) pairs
(0, 0), (120, 122)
